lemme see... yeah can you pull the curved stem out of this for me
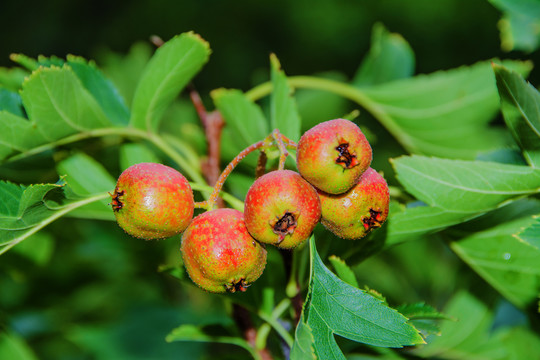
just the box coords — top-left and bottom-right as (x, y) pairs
(201, 140), (265, 210)
(246, 76), (408, 150)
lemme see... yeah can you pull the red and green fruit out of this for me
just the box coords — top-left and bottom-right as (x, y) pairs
(318, 167), (389, 239)
(181, 208), (267, 293)
(244, 170), (321, 249)
(296, 118), (372, 194)
(111, 162), (194, 240)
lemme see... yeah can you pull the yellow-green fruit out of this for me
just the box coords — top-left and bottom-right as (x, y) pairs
(244, 170), (321, 249)
(181, 208), (267, 293)
(296, 119), (372, 194)
(111, 162), (194, 239)
(319, 167), (389, 239)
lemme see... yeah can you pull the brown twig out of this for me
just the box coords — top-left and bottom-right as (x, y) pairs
(189, 85), (226, 208)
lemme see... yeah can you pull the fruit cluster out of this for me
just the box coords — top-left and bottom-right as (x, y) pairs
(111, 119), (390, 293)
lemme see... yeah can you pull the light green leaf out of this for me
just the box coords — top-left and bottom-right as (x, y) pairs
(270, 54), (301, 142)
(362, 60), (532, 159)
(20, 65), (111, 141)
(290, 314), (316, 360)
(451, 215), (540, 308)
(119, 143), (161, 170)
(0, 331), (39, 360)
(212, 88), (269, 147)
(328, 255), (359, 288)
(516, 217), (540, 249)
(56, 152), (116, 220)
(392, 156), (540, 212)
(353, 23), (415, 87)
(0, 66), (28, 91)
(67, 55), (130, 126)
(413, 291), (506, 360)
(305, 239), (424, 360)
(11, 231), (54, 265)
(130, 32), (210, 131)
(0, 111), (45, 161)
(494, 64), (540, 167)
(489, 0), (540, 52)
(166, 324), (258, 360)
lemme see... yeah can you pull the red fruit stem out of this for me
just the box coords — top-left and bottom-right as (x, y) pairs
(195, 132), (297, 210)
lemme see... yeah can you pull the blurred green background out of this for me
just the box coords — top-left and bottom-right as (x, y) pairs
(1, 0), (539, 359)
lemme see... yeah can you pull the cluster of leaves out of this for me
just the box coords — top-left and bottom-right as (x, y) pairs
(1, 13), (540, 360)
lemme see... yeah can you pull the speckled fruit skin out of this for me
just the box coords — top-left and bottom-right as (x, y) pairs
(111, 162), (194, 240)
(318, 167), (389, 240)
(181, 208), (267, 293)
(296, 119), (372, 194)
(244, 170), (321, 249)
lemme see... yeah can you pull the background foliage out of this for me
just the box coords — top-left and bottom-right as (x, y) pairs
(1, 0), (540, 359)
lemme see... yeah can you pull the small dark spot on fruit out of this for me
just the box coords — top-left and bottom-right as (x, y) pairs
(273, 212), (297, 242)
(335, 143), (358, 168)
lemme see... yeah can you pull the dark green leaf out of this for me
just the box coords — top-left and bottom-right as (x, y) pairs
(353, 23), (415, 87)
(0, 88), (24, 117)
(130, 32), (210, 131)
(396, 302), (451, 320)
(392, 155), (540, 212)
(270, 54), (301, 142)
(212, 88), (269, 147)
(494, 63), (540, 167)
(305, 239), (423, 359)
(67, 55), (130, 126)
(363, 60), (532, 159)
(11, 232), (54, 265)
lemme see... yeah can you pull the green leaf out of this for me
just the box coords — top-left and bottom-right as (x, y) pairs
(212, 88), (269, 147)
(166, 324), (258, 359)
(98, 42), (153, 107)
(0, 112), (45, 160)
(0, 66), (28, 91)
(11, 231), (54, 265)
(0, 331), (39, 360)
(396, 302), (450, 320)
(305, 238), (423, 359)
(0, 180), (109, 253)
(270, 54), (301, 142)
(56, 153), (116, 220)
(516, 216), (540, 248)
(67, 55), (130, 126)
(362, 60), (532, 159)
(489, 0), (540, 52)
(413, 291), (505, 360)
(451, 214), (540, 308)
(130, 32), (210, 131)
(290, 314), (316, 360)
(353, 23), (415, 87)
(392, 155), (540, 212)
(328, 255), (359, 288)
(0, 88), (24, 117)
(20, 65), (111, 141)
(493, 64), (540, 167)
(119, 143), (161, 170)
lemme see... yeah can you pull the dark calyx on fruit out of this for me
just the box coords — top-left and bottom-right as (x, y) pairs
(362, 208), (384, 231)
(226, 279), (251, 293)
(272, 212), (298, 242)
(335, 141), (359, 169)
(110, 189), (124, 211)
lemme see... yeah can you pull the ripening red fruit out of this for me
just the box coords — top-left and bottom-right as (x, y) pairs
(181, 208), (267, 293)
(244, 170), (321, 249)
(318, 167), (389, 240)
(111, 162), (194, 239)
(296, 119), (372, 194)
